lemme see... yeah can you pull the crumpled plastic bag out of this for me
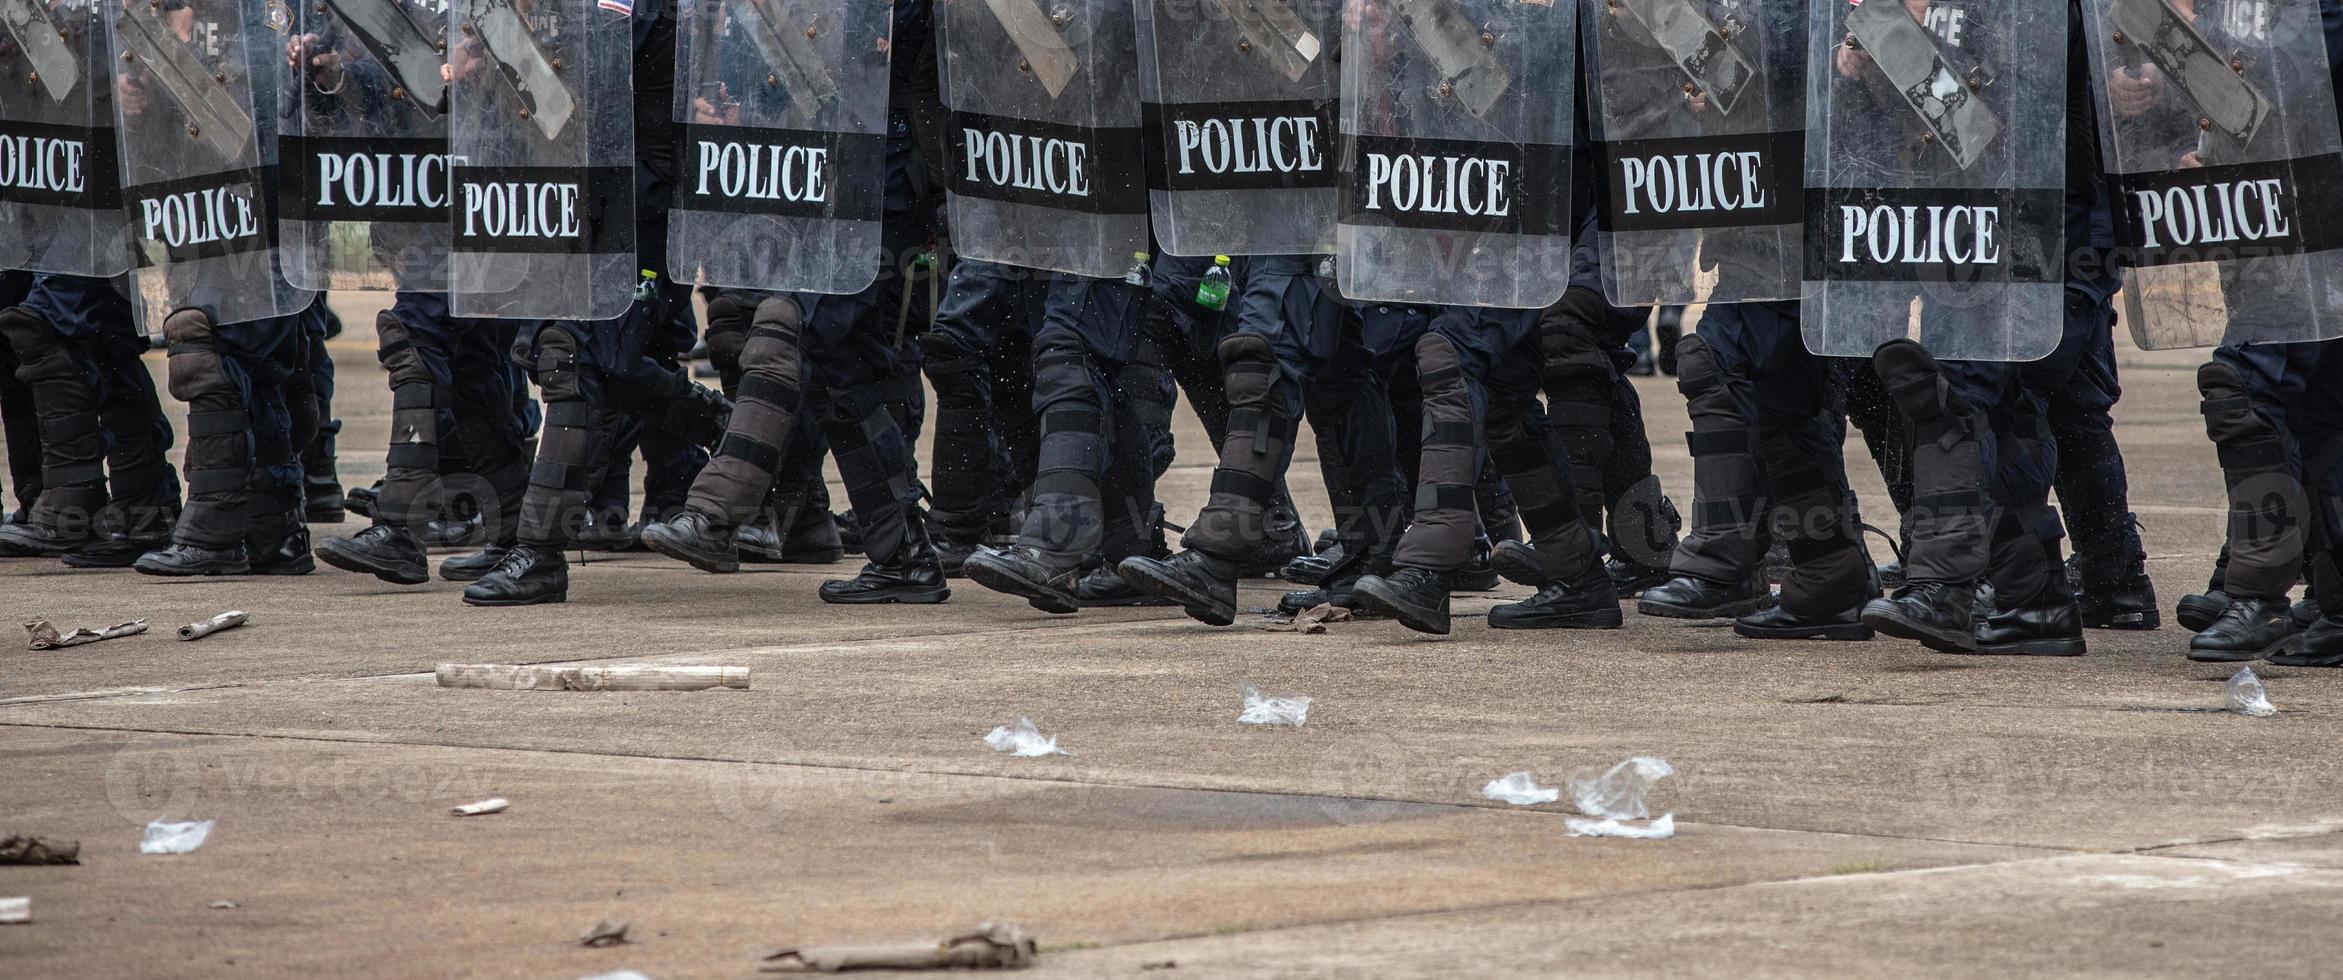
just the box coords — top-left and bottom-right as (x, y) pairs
(983, 717), (1070, 757)
(2227, 667), (2278, 717)
(1481, 771), (1560, 806)
(1237, 681), (1311, 727)
(139, 819), (214, 855)
(1565, 757), (1674, 839)
(1567, 813), (1677, 839)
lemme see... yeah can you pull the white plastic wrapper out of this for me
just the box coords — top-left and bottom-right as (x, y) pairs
(451, 798), (510, 816)
(0, 896), (26, 924)
(140, 819), (214, 855)
(1481, 771), (1560, 806)
(2228, 667), (2278, 717)
(1567, 813), (1677, 839)
(1237, 681), (1312, 727)
(983, 717), (1070, 757)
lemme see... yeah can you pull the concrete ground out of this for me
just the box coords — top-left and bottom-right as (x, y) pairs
(3, 293), (2339, 978)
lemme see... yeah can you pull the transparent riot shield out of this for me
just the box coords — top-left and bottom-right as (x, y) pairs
(1587, 0), (1804, 306)
(670, 0), (892, 295)
(938, 0), (1150, 279)
(280, 0), (452, 291)
(446, 0), (635, 319)
(1136, 0), (1340, 257)
(1800, 0), (2067, 361)
(1336, 0), (1576, 309)
(106, 0), (307, 332)
(2084, 0), (2343, 349)
(0, 0), (129, 276)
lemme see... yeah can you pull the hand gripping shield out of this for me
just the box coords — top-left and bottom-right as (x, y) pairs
(1336, 0), (1576, 309)
(0, 0), (128, 275)
(2085, 0), (2343, 349)
(1587, 0), (1804, 305)
(938, 0), (1150, 279)
(1800, 0), (2066, 360)
(1136, 0), (1340, 256)
(670, 0), (893, 295)
(281, 0), (452, 291)
(446, 0), (634, 319)
(105, 0), (307, 333)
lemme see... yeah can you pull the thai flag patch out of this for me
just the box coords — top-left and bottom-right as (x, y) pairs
(599, 0), (633, 15)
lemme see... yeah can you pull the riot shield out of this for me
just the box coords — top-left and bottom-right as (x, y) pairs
(105, 0), (307, 332)
(1800, 0), (2066, 361)
(2084, 0), (2343, 349)
(1136, 0), (1340, 257)
(938, 0), (1150, 279)
(1336, 0), (1576, 309)
(669, 0), (892, 295)
(446, 0), (635, 320)
(0, 0), (128, 276)
(1587, 0), (1804, 306)
(279, 0), (452, 292)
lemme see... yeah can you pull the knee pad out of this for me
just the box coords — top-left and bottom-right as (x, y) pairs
(1537, 293), (1613, 381)
(2197, 359), (2274, 448)
(1873, 339), (1968, 424)
(1674, 335), (1720, 397)
(1215, 332), (1278, 408)
(373, 310), (434, 388)
(0, 306), (56, 357)
(532, 329), (583, 403)
(162, 309), (214, 345)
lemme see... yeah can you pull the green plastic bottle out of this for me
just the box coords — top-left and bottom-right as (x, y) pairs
(1196, 255), (1232, 311)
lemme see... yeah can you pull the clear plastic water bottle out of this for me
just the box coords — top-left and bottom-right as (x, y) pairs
(1124, 251), (1150, 286)
(1195, 255), (1232, 311)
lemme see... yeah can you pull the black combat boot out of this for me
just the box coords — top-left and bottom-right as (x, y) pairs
(1606, 557), (1671, 599)
(1489, 539), (1549, 588)
(0, 487), (103, 557)
(2070, 552), (2160, 630)
(1281, 541), (1343, 586)
(641, 509), (741, 573)
(2177, 590), (2232, 633)
(134, 542), (250, 577)
(246, 513), (315, 576)
(2268, 613), (2343, 667)
(1119, 549), (1240, 625)
(1448, 533), (1501, 592)
(438, 544), (510, 582)
(1353, 566), (1453, 635)
(1639, 573), (1772, 619)
(420, 516), (487, 549)
(60, 501), (176, 569)
(818, 547), (950, 604)
(1970, 600), (2086, 656)
(461, 542), (569, 606)
(1488, 562), (1622, 630)
(305, 469), (346, 524)
(315, 524), (430, 585)
(344, 481), (380, 519)
(2187, 597), (2300, 662)
(1860, 581), (1979, 652)
(1075, 566), (1175, 608)
(783, 505), (845, 563)
(1735, 602), (1873, 641)
(962, 544), (1088, 613)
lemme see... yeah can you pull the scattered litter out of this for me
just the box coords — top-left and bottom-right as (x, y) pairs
(0, 835), (81, 865)
(1566, 813), (1678, 839)
(139, 819), (214, 855)
(451, 798), (510, 817)
(580, 972), (652, 980)
(208, 901), (238, 910)
(1480, 772), (1559, 806)
(1264, 603), (1351, 633)
(760, 921), (1036, 973)
(1565, 757), (1675, 839)
(436, 664), (750, 691)
(0, 897), (26, 924)
(1237, 681), (1311, 727)
(983, 717), (1070, 757)
(176, 610), (248, 641)
(2228, 667), (2278, 717)
(580, 919), (631, 947)
(1141, 962), (1177, 972)
(25, 618), (146, 650)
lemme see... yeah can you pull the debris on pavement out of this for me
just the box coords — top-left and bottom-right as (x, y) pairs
(2228, 667), (2278, 717)
(139, 819), (214, 855)
(435, 664), (751, 692)
(759, 921), (1037, 973)
(1237, 681), (1311, 727)
(1, 897), (27, 924)
(1141, 962), (1177, 971)
(1566, 813), (1678, 839)
(451, 798), (510, 817)
(1565, 757), (1675, 839)
(0, 835), (81, 865)
(176, 610), (248, 641)
(983, 717), (1070, 757)
(580, 919), (632, 947)
(1480, 772), (1560, 806)
(1263, 603), (1350, 634)
(25, 618), (147, 650)
(208, 901), (239, 910)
